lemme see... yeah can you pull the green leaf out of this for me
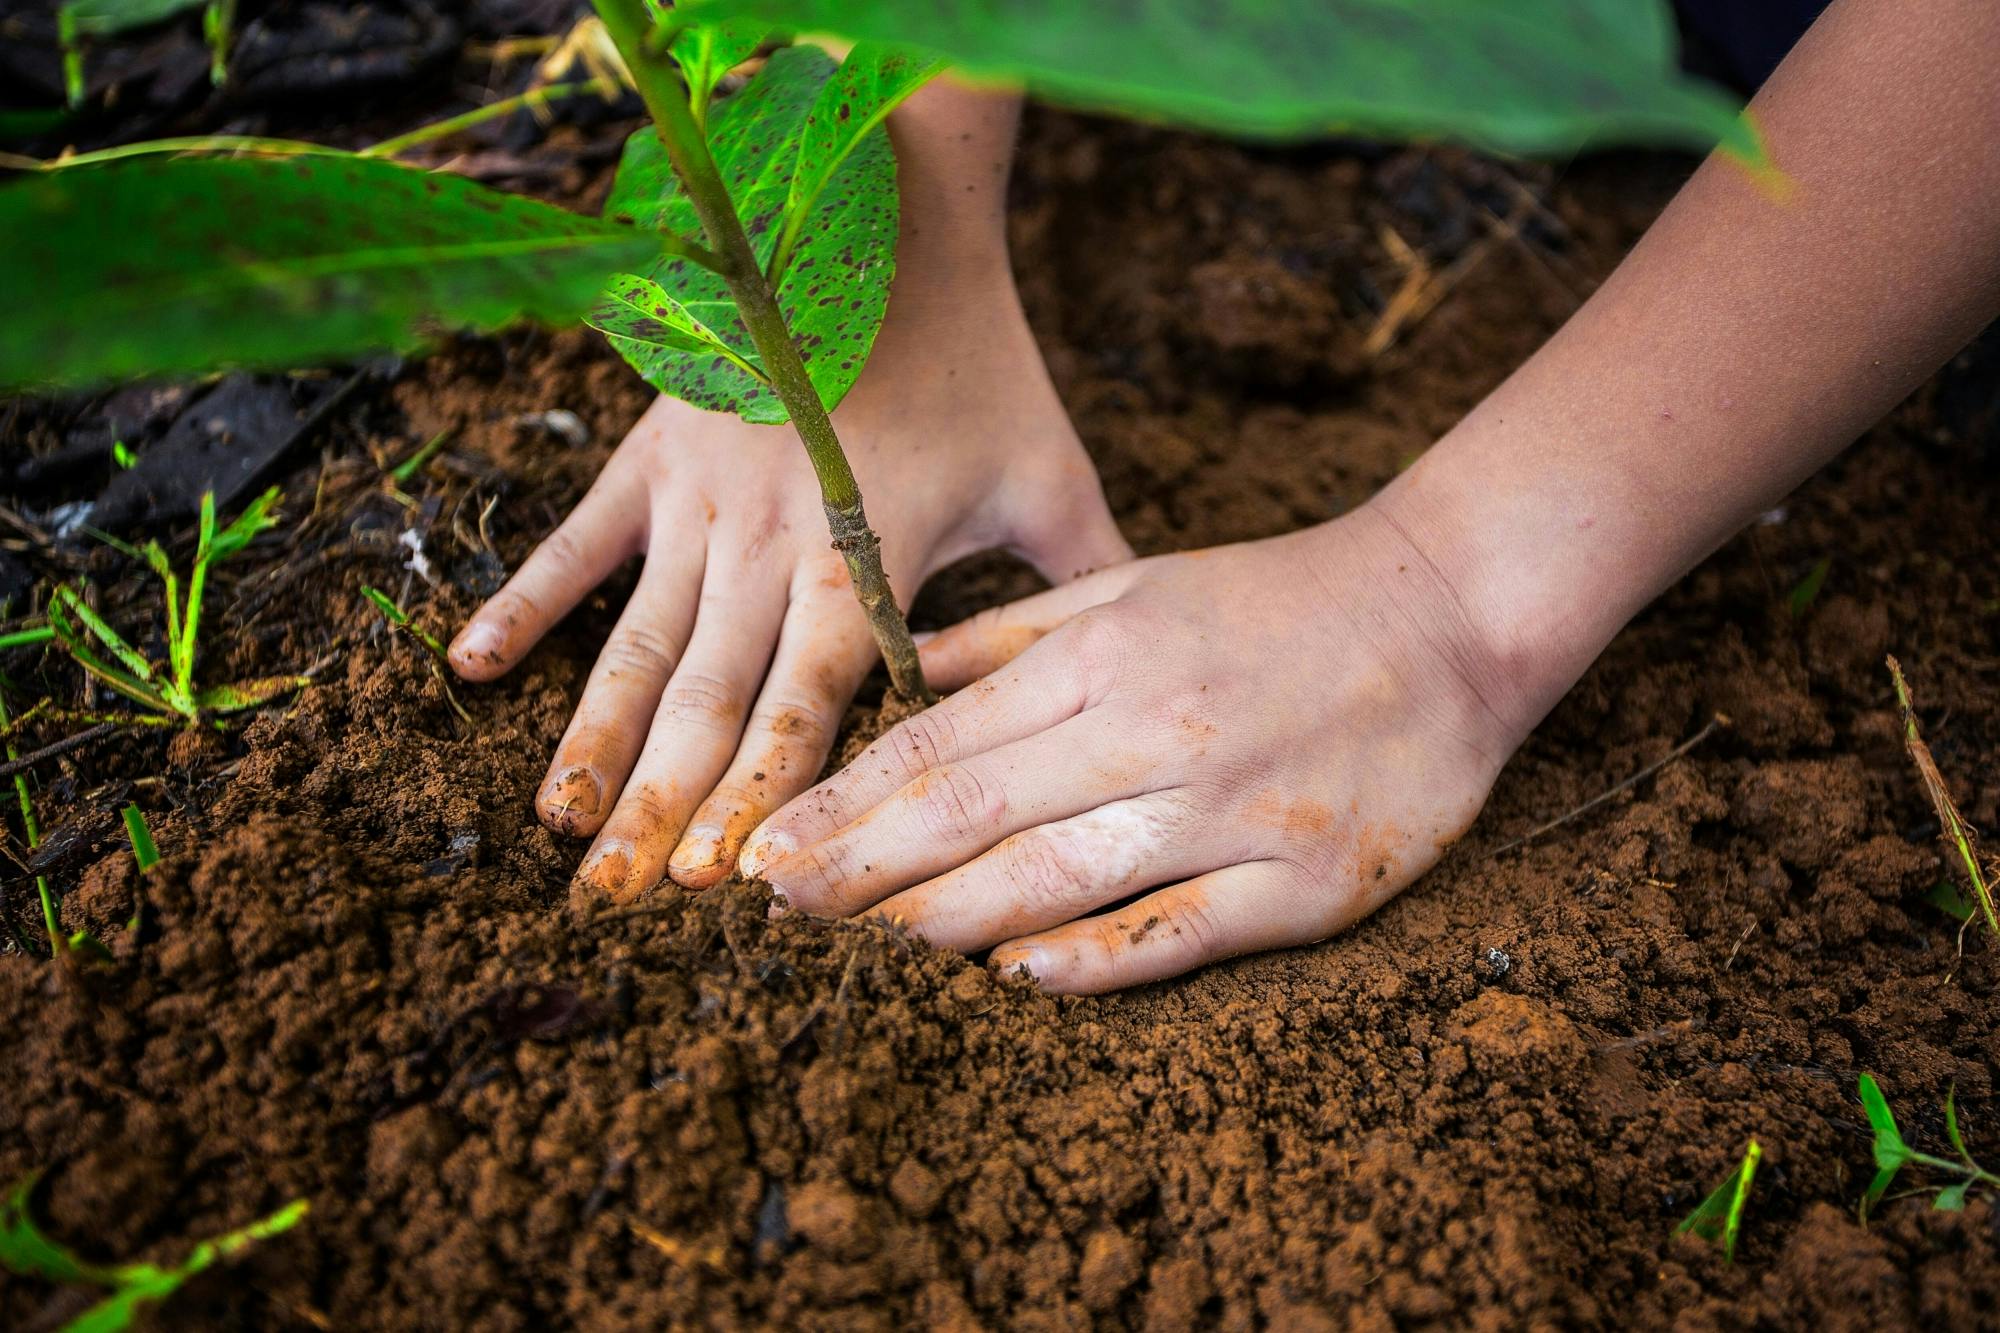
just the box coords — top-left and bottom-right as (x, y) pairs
(122, 804), (160, 873)
(689, 0), (1763, 164)
(360, 586), (409, 628)
(209, 486), (283, 564)
(0, 1172), (309, 1333)
(772, 43), (943, 281)
(1675, 1139), (1760, 1263)
(586, 273), (770, 382)
(0, 156), (663, 391)
(50, 588), (154, 685)
(1934, 1180), (1971, 1212)
(1786, 556), (1832, 618)
(0, 627), (55, 651)
(1926, 879), (1977, 923)
(602, 44), (897, 423)
(60, 0), (205, 39)
(1859, 1073), (1909, 1168)
(671, 18), (772, 120)
(192, 676), (309, 713)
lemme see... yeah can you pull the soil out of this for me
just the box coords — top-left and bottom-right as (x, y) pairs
(5, 99), (2000, 1333)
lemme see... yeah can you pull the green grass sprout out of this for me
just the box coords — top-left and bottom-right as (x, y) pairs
(51, 488), (307, 729)
(363, 585), (472, 724)
(1858, 1073), (1999, 1220)
(1785, 556), (1831, 617)
(388, 427), (455, 487)
(1888, 657), (1996, 975)
(111, 440), (137, 469)
(121, 803), (159, 872)
(0, 1169), (307, 1332)
(1676, 1138), (1761, 1262)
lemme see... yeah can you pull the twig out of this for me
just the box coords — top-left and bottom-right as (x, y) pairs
(0, 722), (119, 783)
(1491, 713), (1729, 856)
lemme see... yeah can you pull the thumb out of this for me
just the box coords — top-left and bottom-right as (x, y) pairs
(920, 559), (1142, 691)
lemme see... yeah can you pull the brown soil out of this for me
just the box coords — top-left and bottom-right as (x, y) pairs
(5, 113), (1999, 1331)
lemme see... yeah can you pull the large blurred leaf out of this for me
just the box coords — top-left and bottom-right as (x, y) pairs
(602, 44), (896, 423)
(0, 156), (663, 391)
(688, 0), (1762, 162)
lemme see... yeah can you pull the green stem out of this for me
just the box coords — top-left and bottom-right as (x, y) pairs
(0, 688), (60, 960)
(593, 0), (932, 704)
(359, 78), (613, 159)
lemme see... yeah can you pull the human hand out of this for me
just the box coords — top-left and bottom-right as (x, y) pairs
(737, 500), (1553, 993)
(448, 86), (1129, 901)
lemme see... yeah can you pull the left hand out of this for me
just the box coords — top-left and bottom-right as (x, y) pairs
(738, 500), (1548, 993)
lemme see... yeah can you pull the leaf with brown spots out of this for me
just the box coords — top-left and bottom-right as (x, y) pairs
(600, 44), (897, 423)
(0, 155), (662, 390)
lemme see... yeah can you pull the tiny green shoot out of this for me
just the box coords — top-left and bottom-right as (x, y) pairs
(1888, 656), (1997, 940)
(1676, 1139), (1761, 1262)
(363, 586), (472, 724)
(1857, 1072), (2000, 1220)
(49, 488), (307, 728)
(0, 1169), (307, 1332)
(1785, 556), (1831, 618)
(111, 440), (137, 469)
(121, 803), (159, 872)
(388, 427), (454, 487)
(0, 685), (64, 961)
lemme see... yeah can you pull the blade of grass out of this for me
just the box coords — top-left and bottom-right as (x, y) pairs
(1888, 656), (1998, 936)
(51, 587), (154, 684)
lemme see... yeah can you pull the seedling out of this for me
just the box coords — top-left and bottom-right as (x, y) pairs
(1887, 656), (1997, 942)
(5, 0), (1766, 703)
(0, 1168), (306, 1331)
(1676, 1138), (1761, 1262)
(1857, 1072), (1999, 1220)
(363, 586), (472, 724)
(52, 488), (306, 729)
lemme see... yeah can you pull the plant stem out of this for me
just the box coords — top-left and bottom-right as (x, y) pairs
(592, 0), (932, 704)
(359, 78), (614, 159)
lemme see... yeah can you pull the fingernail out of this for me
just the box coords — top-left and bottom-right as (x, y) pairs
(739, 829), (796, 879)
(577, 843), (632, 896)
(669, 824), (724, 876)
(544, 766), (602, 822)
(451, 620), (504, 668)
(991, 946), (1046, 982)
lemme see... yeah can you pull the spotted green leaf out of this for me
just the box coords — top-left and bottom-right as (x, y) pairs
(603, 44), (896, 423)
(0, 156), (663, 391)
(588, 273), (769, 380)
(672, 18), (772, 119)
(771, 44), (944, 282)
(688, 0), (1763, 164)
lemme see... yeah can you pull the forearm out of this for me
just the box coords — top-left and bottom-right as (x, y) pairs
(1369, 0), (2000, 730)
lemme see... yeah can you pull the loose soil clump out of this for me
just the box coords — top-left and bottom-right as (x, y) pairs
(3, 113), (1998, 1330)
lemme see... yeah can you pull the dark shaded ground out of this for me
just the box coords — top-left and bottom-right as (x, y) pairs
(3, 30), (1999, 1333)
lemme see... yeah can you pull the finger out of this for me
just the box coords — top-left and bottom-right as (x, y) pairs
(756, 714), (1156, 919)
(988, 860), (1304, 995)
(861, 790), (1212, 953)
(740, 622), (1097, 873)
(572, 561), (789, 902)
(665, 585), (877, 889)
(450, 469), (647, 681)
(533, 539), (704, 836)
(917, 561), (1139, 692)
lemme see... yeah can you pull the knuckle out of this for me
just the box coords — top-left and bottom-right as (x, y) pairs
(750, 701), (833, 755)
(600, 624), (680, 680)
(777, 841), (853, 912)
(609, 784), (681, 835)
(1000, 829), (1084, 917)
(534, 525), (594, 574)
(886, 708), (959, 781)
(1171, 895), (1227, 960)
(657, 672), (744, 729)
(910, 764), (1002, 842)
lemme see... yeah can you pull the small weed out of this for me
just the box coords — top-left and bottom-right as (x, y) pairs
(111, 439), (136, 469)
(55, 488), (306, 728)
(1785, 556), (1831, 617)
(0, 1168), (306, 1331)
(1857, 1072), (1999, 1220)
(363, 585), (471, 723)
(1887, 657), (1997, 953)
(1677, 1139), (1761, 1262)
(387, 427), (454, 489)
